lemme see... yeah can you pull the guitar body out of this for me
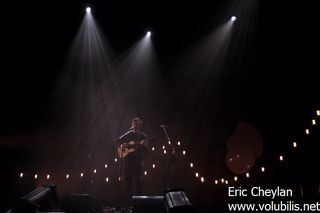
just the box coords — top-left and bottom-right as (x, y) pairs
(118, 141), (136, 158)
(117, 137), (152, 158)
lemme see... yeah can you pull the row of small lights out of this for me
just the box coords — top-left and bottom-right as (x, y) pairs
(152, 141), (186, 155)
(190, 109), (320, 185)
(19, 172), (115, 183)
(17, 141), (186, 181)
(13, 134), (285, 186)
(19, 170), (153, 183)
(18, 108), (317, 186)
(17, 138), (257, 185)
(190, 162), (259, 185)
(278, 110), (320, 163)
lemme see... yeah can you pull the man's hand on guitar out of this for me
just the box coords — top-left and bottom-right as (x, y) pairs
(117, 138), (151, 158)
(138, 140), (145, 145)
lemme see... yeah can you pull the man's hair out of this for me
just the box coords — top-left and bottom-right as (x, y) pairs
(132, 117), (143, 124)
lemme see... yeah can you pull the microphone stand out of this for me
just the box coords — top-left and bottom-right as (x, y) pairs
(114, 140), (122, 210)
(160, 125), (175, 188)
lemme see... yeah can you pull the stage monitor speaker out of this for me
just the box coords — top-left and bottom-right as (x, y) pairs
(17, 185), (57, 212)
(164, 188), (195, 213)
(132, 195), (165, 213)
(60, 193), (102, 213)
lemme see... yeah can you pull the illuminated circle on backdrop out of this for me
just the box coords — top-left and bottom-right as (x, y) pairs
(226, 147), (256, 174)
(235, 122), (263, 157)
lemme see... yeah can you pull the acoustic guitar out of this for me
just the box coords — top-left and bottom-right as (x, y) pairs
(118, 138), (151, 158)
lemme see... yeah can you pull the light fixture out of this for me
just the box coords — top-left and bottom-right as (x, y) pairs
(306, 129), (310, 135)
(293, 142), (297, 148)
(164, 188), (194, 213)
(279, 155), (284, 162)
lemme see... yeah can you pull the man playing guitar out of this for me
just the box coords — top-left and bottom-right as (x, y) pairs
(117, 117), (148, 201)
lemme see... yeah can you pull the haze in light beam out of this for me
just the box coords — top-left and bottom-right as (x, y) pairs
(176, 20), (235, 113)
(167, 0), (259, 180)
(52, 10), (118, 173)
(115, 33), (162, 131)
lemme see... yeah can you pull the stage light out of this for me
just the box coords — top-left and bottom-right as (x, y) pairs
(93, 169), (97, 174)
(80, 173), (84, 178)
(164, 188), (194, 213)
(20, 173), (24, 178)
(46, 174), (50, 179)
(118, 177), (121, 181)
(106, 177), (109, 182)
(221, 178), (225, 183)
(152, 147), (155, 151)
(279, 155), (284, 162)
(152, 164), (156, 168)
(182, 150), (186, 155)
(177, 141), (181, 146)
(312, 119), (316, 125)
(246, 173), (250, 178)
(164, 150), (167, 154)
(215, 180), (219, 184)
(86, 7), (91, 13)
(163, 146), (166, 150)
(146, 31), (151, 37)
(201, 177), (205, 183)
(168, 141), (171, 145)
(234, 176), (238, 182)
(115, 158), (118, 162)
(305, 129), (310, 135)
(225, 180), (229, 185)
(144, 171), (147, 176)
(190, 163), (193, 168)
(293, 142), (297, 148)
(34, 174), (38, 179)
(66, 174), (69, 179)
(261, 167), (265, 172)
(317, 110), (320, 116)
(195, 173), (199, 178)
(15, 185), (57, 212)
(104, 164), (108, 168)
(231, 16), (237, 21)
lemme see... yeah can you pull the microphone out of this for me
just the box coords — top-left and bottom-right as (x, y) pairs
(160, 125), (167, 128)
(118, 128), (133, 140)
